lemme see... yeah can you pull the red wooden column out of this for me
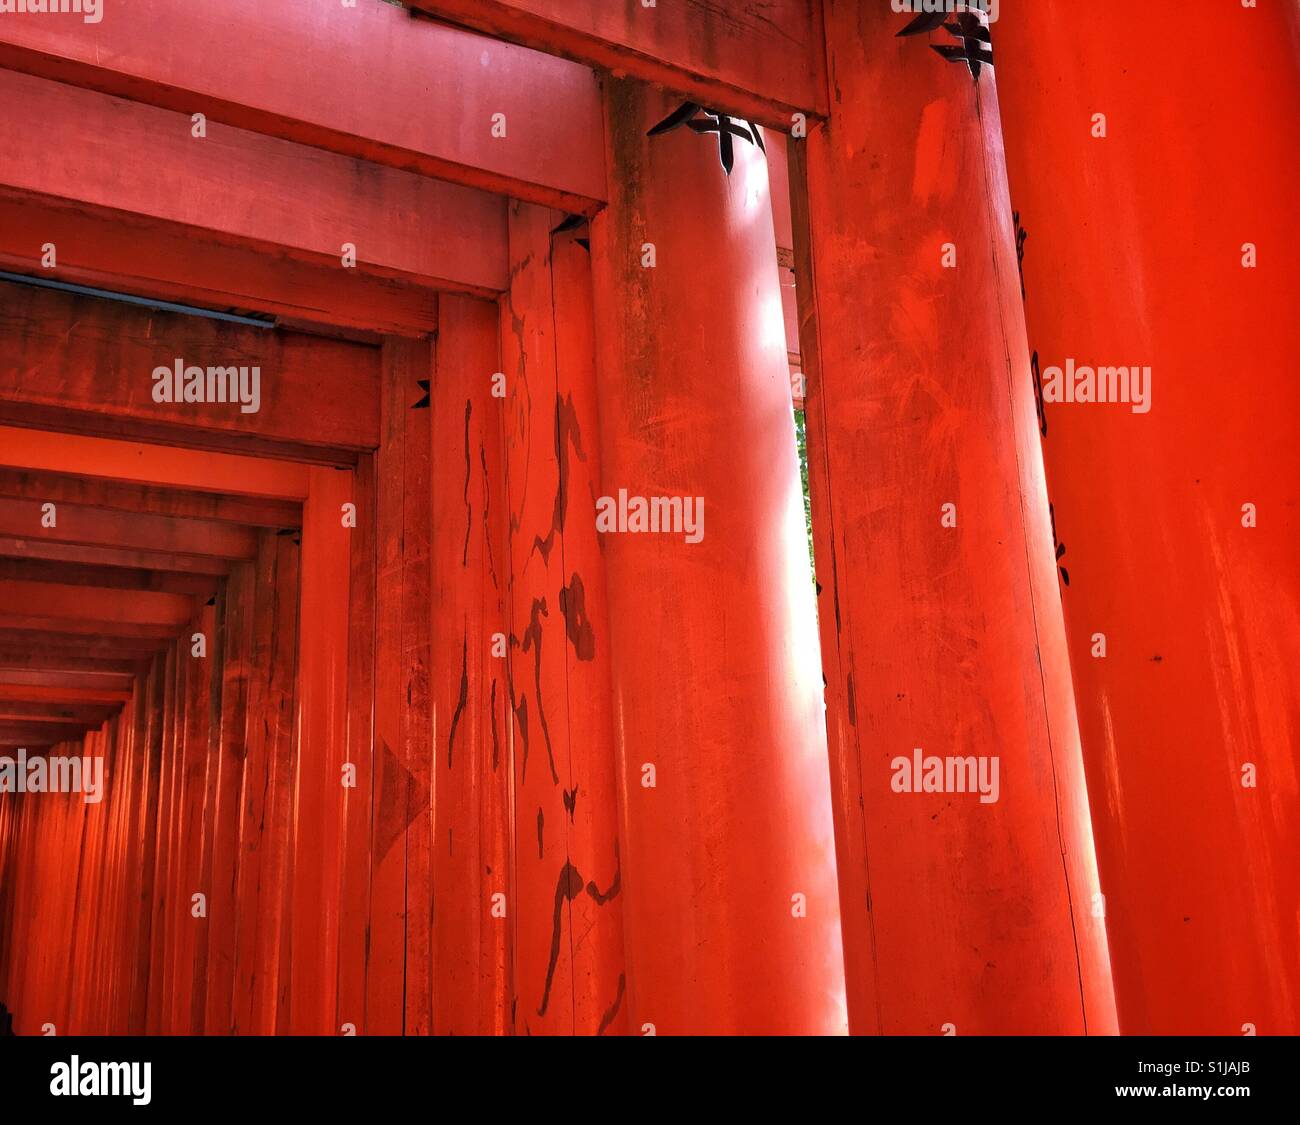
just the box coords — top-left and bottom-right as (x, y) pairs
(128, 657), (166, 1033)
(147, 646), (181, 1033)
(0, 784), (16, 1021)
(368, 339), (436, 1034)
(589, 79), (845, 1035)
(429, 296), (512, 1035)
(502, 202), (577, 1036)
(230, 531), (299, 1035)
(789, 2), (1116, 1034)
(171, 601), (216, 1035)
(992, 1), (1300, 1035)
(337, 454), (376, 1036)
(501, 202), (626, 1034)
(203, 564), (255, 1034)
(287, 468), (353, 1034)
(101, 711), (145, 1034)
(368, 351), (412, 1034)
(548, 217), (628, 1035)
(57, 733), (98, 1034)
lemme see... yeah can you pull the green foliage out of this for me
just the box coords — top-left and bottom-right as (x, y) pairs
(794, 408), (815, 584)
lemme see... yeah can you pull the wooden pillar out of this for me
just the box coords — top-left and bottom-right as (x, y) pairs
(287, 467), (353, 1033)
(368, 350), (412, 1033)
(398, 396), (434, 1038)
(230, 530), (299, 1035)
(789, 2), (1116, 1033)
(61, 718), (102, 1035)
(97, 708), (138, 1033)
(0, 782), (16, 1025)
(368, 339), (435, 1033)
(127, 656), (165, 1033)
(501, 202), (627, 1034)
(430, 296), (512, 1034)
(172, 601), (215, 1034)
(58, 735), (95, 1034)
(992, 0), (1300, 1034)
(337, 454), (376, 1035)
(548, 215), (627, 1036)
(146, 645), (179, 1033)
(589, 78), (845, 1035)
(203, 562), (256, 1034)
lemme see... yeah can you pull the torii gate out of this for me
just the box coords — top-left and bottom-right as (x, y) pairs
(0, 0), (1293, 1038)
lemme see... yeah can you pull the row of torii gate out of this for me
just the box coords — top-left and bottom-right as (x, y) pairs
(0, 0), (1294, 1035)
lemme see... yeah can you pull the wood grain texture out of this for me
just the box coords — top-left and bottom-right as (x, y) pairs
(0, 69), (508, 294)
(0, 196), (441, 338)
(0, 282), (380, 458)
(410, 0), (827, 126)
(430, 296), (513, 1035)
(502, 202), (626, 1034)
(789, 0), (1114, 1035)
(0, 0), (604, 211)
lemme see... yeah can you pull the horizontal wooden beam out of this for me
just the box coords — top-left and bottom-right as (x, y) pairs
(0, 615), (179, 643)
(0, 69), (508, 293)
(0, 557), (217, 598)
(408, 0), (827, 126)
(0, 581), (194, 628)
(0, 648), (143, 675)
(0, 467), (301, 529)
(0, 197), (440, 337)
(0, 0), (604, 212)
(0, 282), (381, 460)
(0, 722), (96, 746)
(0, 498), (256, 560)
(0, 735), (93, 749)
(0, 537), (232, 578)
(0, 427), (311, 500)
(0, 717), (98, 743)
(0, 703), (117, 724)
(0, 684), (130, 705)
(0, 630), (167, 660)
(0, 670), (137, 694)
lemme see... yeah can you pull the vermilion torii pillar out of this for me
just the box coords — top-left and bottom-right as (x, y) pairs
(590, 79), (846, 1035)
(502, 203), (628, 1035)
(992, 1), (1300, 1034)
(430, 297), (512, 1036)
(790, 2), (1117, 1033)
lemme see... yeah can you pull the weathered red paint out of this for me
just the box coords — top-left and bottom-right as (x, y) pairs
(202, 563), (256, 1034)
(502, 201), (577, 1035)
(0, 499), (257, 560)
(589, 79), (845, 1035)
(0, 0), (605, 212)
(546, 217), (627, 1036)
(501, 201), (625, 1034)
(1, 282), (380, 460)
(169, 601), (216, 1034)
(430, 295), (512, 1035)
(288, 469), (354, 1034)
(0, 582), (192, 628)
(992, 0), (1300, 1034)
(0, 69), (508, 295)
(366, 350), (414, 1035)
(399, 352), (435, 1038)
(229, 532), (299, 1035)
(0, 196), (441, 338)
(0, 426), (312, 501)
(0, 1), (1287, 1044)
(0, 468), (301, 529)
(336, 454), (377, 1036)
(789, 1), (1116, 1035)
(410, 0), (827, 126)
